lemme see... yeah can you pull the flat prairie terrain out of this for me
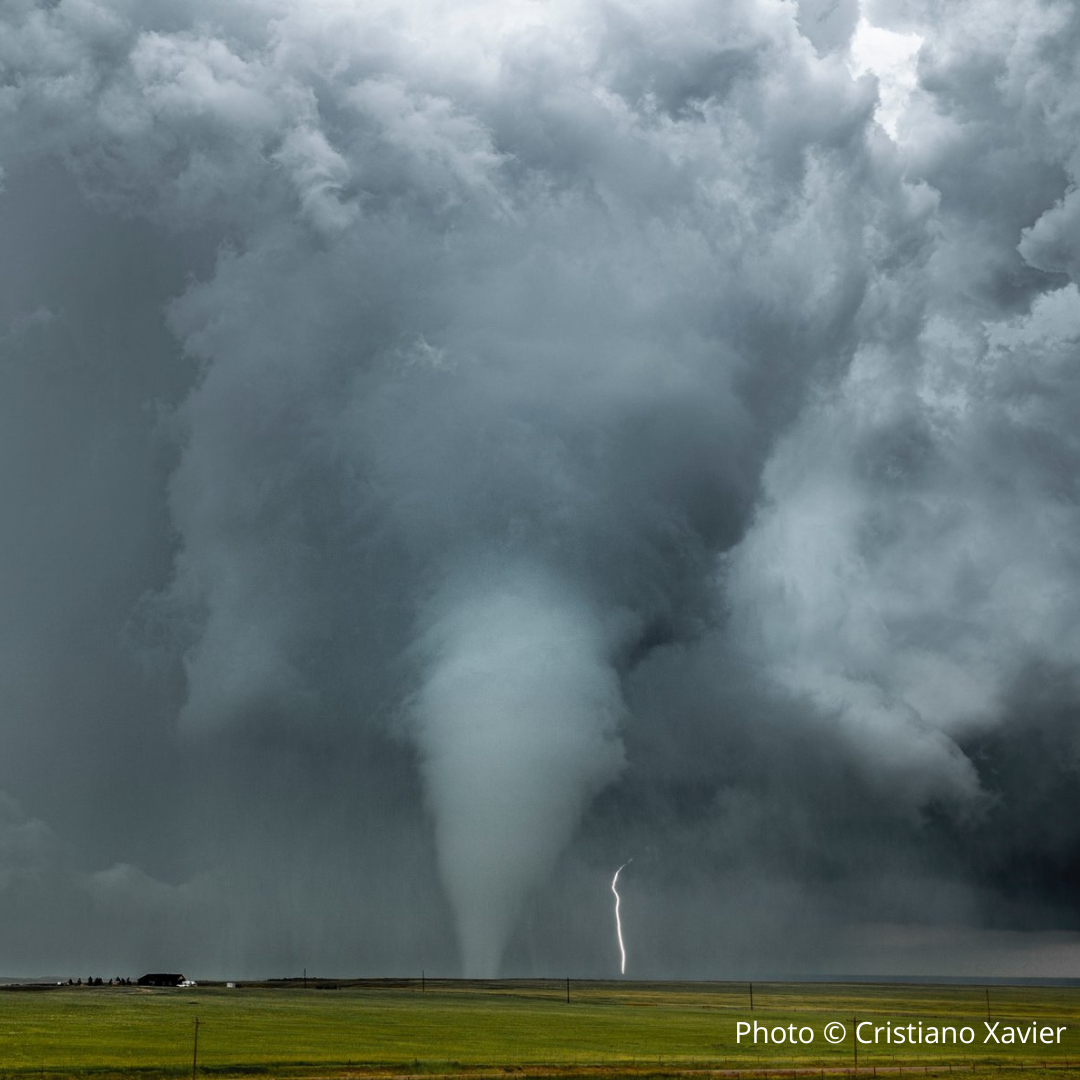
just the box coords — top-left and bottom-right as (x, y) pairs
(2, 979), (1079, 1080)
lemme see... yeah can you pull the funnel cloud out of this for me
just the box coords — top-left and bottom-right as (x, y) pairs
(3, 0), (1080, 978)
(411, 564), (626, 976)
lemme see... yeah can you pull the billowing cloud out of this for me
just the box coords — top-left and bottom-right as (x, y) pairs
(2, 0), (1080, 979)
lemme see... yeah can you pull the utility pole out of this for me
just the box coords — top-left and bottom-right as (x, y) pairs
(853, 1016), (858, 1073)
(192, 1017), (200, 1080)
(986, 988), (991, 1022)
(422, 970), (425, 992)
(566, 976), (570, 1004)
(749, 982), (754, 1011)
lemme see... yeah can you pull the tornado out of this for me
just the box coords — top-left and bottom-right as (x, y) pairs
(410, 566), (625, 976)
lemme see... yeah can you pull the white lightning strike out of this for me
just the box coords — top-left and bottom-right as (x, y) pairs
(611, 859), (632, 975)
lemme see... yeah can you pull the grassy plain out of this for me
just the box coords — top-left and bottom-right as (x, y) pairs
(2, 979), (1079, 1080)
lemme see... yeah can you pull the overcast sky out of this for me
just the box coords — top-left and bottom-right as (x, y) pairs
(2, 0), (1080, 980)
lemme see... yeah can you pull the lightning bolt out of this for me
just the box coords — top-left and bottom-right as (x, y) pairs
(611, 859), (632, 975)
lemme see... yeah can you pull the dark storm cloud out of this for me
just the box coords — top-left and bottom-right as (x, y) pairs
(2, 0), (1080, 978)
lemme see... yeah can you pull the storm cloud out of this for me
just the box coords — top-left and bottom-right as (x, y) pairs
(2, 0), (1080, 978)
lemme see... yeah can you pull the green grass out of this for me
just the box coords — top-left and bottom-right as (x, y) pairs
(2, 980), (1079, 1080)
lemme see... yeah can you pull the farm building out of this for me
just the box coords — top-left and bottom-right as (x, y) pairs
(137, 973), (186, 987)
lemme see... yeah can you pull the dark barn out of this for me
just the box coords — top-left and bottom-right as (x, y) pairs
(137, 973), (185, 987)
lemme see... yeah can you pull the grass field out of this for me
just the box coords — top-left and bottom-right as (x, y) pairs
(2, 979), (1079, 1080)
